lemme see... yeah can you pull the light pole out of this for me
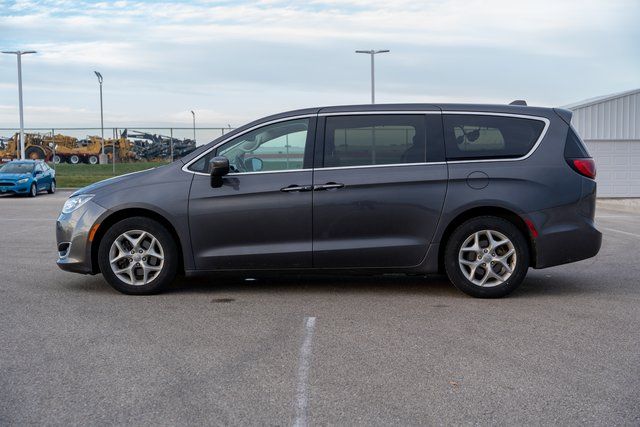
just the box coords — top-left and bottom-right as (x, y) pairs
(355, 49), (389, 104)
(190, 110), (196, 143)
(2, 50), (36, 160)
(94, 71), (107, 164)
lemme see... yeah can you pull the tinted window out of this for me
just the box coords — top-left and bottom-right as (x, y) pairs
(0, 163), (34, 174)
(443, 114), (545, 160)
(189, 118), (310, 173)
(323, 115), (426, 167)
(564, 126), (591, 158)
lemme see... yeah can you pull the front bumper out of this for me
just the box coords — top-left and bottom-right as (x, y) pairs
(0, 182), (30, 194)
(56, 200), (107, 274)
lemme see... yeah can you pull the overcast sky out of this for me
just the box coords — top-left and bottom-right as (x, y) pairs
(1, 0), (639, 130)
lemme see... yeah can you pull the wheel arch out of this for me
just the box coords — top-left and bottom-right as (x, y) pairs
(437, 206), (536, 273)
(91, 208), (185, 275)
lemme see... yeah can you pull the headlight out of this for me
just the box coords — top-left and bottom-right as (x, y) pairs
(62, 194), (94, 214)
(17, 178), (29, 184)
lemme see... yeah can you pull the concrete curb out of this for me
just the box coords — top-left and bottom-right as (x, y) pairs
(597, 198), (640, 213)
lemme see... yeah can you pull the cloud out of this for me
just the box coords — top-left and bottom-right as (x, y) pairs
(0, 0), (638, 128)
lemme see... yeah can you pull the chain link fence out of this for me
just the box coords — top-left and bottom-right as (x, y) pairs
(0, 127), (235, 188)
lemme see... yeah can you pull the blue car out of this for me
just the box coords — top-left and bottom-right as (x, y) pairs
(0, 160), (56, 197)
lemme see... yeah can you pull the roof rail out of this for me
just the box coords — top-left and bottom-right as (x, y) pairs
(509, 100), (527, 106)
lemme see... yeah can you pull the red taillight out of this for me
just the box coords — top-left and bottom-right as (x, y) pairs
(569, 158), (596, 179)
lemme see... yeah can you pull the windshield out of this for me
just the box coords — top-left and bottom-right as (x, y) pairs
(0, 163), (34, 174)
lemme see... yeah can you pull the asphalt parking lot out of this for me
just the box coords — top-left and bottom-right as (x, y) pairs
(1, 190), (639, 425)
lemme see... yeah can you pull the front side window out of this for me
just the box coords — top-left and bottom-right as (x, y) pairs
(443, 114), (545, 160)
(189, 118), (310, 173)
(323, 115), (426, 167)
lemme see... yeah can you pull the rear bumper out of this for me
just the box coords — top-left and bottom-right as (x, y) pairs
(528, 207), (602, 269)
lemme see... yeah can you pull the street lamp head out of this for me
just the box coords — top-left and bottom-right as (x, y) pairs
(356, 49), (389, 55)
(94, 71), (103, 83)
(2, 50), (37, 55)
(191, 110), (195, 116)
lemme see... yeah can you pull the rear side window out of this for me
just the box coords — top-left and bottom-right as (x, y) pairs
(564, 126), (591, 158)
(323, 115), (426, 167)
(443, 114), (545, 160)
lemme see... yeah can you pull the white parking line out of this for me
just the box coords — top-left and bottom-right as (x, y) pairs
(293, 316), (316, 427)
(601, 227), (640, 238)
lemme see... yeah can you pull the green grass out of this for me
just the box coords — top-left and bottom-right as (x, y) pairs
(49, 162), (167, 188)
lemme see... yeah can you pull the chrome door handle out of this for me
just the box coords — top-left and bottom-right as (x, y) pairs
(281, 185), (313, 192)
(313, 182), (345, 191)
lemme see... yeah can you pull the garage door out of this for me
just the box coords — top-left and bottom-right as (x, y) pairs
(584, 140), (640, 197)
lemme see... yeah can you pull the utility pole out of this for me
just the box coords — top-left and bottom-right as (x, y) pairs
(2, 50), (36, 160)
(355, 49), (389, 104)
(94, 71), (107, 164)
(191, 110), (196, 143)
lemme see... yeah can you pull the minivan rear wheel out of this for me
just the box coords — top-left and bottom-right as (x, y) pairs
(444, 216), (529, 298)
(98, 217), (177, 294)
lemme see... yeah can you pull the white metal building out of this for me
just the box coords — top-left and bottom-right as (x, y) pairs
(564, 88), (640, 197)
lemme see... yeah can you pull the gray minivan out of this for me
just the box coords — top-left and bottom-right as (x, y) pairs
(56, 103), (601, 297)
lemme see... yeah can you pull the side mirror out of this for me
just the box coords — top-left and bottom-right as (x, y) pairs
(209, 156), (229, 188)
(35, 170), (42, 176)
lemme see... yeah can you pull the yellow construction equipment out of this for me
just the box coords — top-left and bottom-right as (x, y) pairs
(0, 132), (136, 164)
(0, 129), (196, 163)
(0, 133), (53, 162)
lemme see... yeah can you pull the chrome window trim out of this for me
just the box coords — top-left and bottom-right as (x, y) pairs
(182, 110), (551, 175)
(228, 168), (312, 176)
(318, 162), (447, 171)
(441, 111), (550, 164)
(318, 110), (441, 116)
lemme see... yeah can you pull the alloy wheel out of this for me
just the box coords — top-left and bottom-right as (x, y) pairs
(109, 230), (165, 286)
(458, 229), (516, 287)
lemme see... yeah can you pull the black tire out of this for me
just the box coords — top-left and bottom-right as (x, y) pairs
(98, 217), (178, 295)
(25, 145), (46, 160)
(444, 216), (529, 298)
(48, 180), (56, 194)
(28, 183), (37, 197)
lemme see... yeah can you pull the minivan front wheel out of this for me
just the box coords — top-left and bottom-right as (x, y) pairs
(98, 217), (177, 294)
(444, 216), (529, 298)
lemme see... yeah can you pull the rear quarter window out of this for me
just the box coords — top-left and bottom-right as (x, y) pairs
(443, 114), (546, 160)
(564, 126), (591, 158)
